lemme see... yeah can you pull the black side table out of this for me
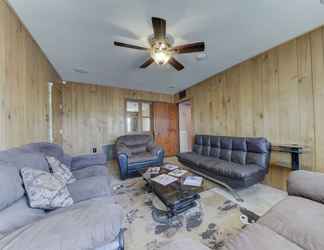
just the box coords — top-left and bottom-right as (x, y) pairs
(271, 144), (304, 171)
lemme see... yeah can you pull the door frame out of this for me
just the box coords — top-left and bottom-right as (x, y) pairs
(177, 98), (193, 153)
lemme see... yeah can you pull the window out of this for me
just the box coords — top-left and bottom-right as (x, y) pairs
(126, 100), (152, 133)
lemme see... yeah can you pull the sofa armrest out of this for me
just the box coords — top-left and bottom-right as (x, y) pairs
(71, 153), (107, 171)
(287, 170), (324, 204)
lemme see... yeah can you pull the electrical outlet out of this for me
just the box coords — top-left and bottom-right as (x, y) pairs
(92, 148), (97, 153)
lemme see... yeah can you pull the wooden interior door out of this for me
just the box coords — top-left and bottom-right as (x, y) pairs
(153, 102), (179, 156)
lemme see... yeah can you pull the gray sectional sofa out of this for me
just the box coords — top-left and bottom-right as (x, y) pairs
(177, 135), (271, 188)
(223, 170), (324, 250)
(0, 142), (124, 250)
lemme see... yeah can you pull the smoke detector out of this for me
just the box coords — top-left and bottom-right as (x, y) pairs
(196, 52), (207, 61)
(73, 68), (89, 74)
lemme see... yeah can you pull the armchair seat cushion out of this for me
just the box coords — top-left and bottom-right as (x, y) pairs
(72, 165), (108, 180)
(128, 152), (157, 164)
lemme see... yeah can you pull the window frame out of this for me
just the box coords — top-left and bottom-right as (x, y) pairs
(125, 99), (153, 134)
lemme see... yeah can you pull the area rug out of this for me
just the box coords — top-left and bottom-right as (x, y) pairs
(112, 178), (260, 250)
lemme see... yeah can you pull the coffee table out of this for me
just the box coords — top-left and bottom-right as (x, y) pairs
(138, 163), (204, 221)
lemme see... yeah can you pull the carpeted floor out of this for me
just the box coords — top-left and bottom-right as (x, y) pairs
(108, 158), (287, 250)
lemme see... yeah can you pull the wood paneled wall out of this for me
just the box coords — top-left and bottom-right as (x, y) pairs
(0, 1), (61, 150)
(62, 82), (174, 155)
(177, 26), (324, 190)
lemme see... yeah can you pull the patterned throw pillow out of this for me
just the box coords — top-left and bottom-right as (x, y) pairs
(46, 156), (76, 184)
(20, 168), (74, 210)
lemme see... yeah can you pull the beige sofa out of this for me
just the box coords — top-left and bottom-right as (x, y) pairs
(223, 170), (324, 250)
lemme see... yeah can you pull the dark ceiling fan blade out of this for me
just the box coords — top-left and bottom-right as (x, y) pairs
(152, 17), (166, 41)
(169, 57), (184, 71)
(114, 41), (148, 51)
(140, 57), (155, 68)
(172, 42), (205, 54)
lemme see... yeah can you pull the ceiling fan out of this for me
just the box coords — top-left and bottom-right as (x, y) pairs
(114, 17), (205, 71)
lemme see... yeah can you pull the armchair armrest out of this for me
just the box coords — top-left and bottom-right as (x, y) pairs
(116, 144), (132, 157)
(117, 153), (128, 180)
(147, 144), (164, 156)
(115, 144), (131, 180)
(287, 170), (324, 204)
(71, 153), (107, 171)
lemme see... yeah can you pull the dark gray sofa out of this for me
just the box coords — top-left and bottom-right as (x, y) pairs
(116, 134), (164, 179)
(177, 135), (271, 188)
(0, 142), (124, 250)
(223, 170), (324, 250)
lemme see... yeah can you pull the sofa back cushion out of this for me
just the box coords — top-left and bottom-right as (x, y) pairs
(0, 164), (25, 210)
(287, 170), (324, 204)
(20, 142), (68, 165)
(116, 134), (153, 155)
(0, 147), (49, 171)
(194, 135), (270, 169)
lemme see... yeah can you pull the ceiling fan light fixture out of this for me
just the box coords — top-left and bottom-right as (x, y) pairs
(151, 50), (171, 64)
(114, 17), (205, 71)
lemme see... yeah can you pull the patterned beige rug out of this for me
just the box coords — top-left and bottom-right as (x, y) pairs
(112, 178), (259, 250)
(108, 158), (287, 250)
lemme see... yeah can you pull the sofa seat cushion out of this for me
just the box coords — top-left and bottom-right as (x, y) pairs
(223, 223), (302, 250)
(128, 152), (156, 164)
(67, 176), (111, 203)
(258, 196), (324, 250)
(72, 165), (108, 180)
(0, 197), (45, 236)
(177, 152), (210, 165)
(202, 161), (262, 180)
(0, 197), (123, 250)
(199, 157), (225, 167)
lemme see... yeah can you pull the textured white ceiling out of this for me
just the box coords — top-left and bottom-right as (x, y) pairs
(7, 0), (324, 94)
